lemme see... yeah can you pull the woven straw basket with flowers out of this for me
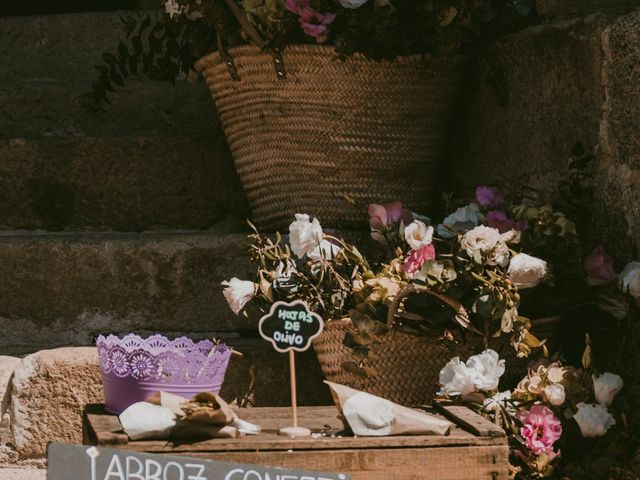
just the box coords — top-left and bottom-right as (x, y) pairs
(196, 0), (466, 230)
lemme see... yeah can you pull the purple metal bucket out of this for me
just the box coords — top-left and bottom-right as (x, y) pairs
(96, 334), (232, 415)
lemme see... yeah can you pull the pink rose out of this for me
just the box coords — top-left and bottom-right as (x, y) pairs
(298, 6), (335, 43)
(475, 186), (503, 208)
(402, 244), (436, 277)
(285, 0), (308, 14)
(485, 210), (514, 233)
(584, 246), (615, 286)
(368, 201), (413, 230)
(517, 405), (562, 455)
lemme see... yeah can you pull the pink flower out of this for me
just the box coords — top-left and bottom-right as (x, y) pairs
(517, 406), (562, 455)
(285, 0), (308, 14)
(298, 6), (335, 43)
(368, 201), (413, 230)
(402, 244), (436, 277)
(475, 186), (503, 208)
(584, 246), (615, 286)
(485, 210), (513, 233)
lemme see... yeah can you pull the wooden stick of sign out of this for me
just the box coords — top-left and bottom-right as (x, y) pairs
(289, 351), (298, 429)
(258, 300), (324, 437)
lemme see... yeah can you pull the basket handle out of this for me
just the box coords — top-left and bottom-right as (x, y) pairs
(386, 284), (474, 333)
(220, 0), (287, 80)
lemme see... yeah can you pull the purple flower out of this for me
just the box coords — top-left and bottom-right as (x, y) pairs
(485, 210), (513, 233)
(475, 186), (503, 208)
(584, 246), (615, 286)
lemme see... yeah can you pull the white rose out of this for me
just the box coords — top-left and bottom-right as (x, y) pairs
(493, 242), (511, 268)
(221, 278), (256, 315)
(466, 349), (506, 392)
(593, 372), (623, 407)
(404, 220), (434, 251)
(543, 383), (566, 406)
(289, 214), (323, 259)
(308, 239), (341, 262)
(574, 402), (616, 438)
(461, 226), (510, 267)
(508, 253), (548, 289)
(483, 391), (512, 412)
(621, 261), (640, 302)
(338, 0), (369, 8)
(438, 357), (477, 397)
(437, 203), (480, 239)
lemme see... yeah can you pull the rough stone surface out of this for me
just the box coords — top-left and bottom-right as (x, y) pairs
(0, 468), (45, 480)
(592, 8), (640, 264)
(0, 137), (247, 232)
(10, 348), (104, 459)
(0, 232), (253, 355)
(0, 358), (20, 464)
(445, 15), (606, 197)
(536, 0), (638, 17)
(0, 12), (247, 231)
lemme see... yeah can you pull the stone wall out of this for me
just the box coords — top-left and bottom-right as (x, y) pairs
(446, 6), (640, 264)
(0, 12), (248, 231)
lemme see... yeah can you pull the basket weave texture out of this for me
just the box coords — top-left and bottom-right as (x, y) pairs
(313, 313), (559, 406)
(196, 45), (467, 230)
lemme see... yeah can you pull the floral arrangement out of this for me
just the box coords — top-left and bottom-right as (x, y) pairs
(436, 343), (632, 479)
(220, 186), (604, 364)
(86, 0), (535, 110)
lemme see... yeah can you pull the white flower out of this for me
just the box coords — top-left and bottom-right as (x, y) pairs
(543, 383), (566, 406)
(308, 240), (341, 262)
(164, 0), (182, 18)
(289, 214), (323, 259)
(221, 278), (256, 315)
(438, 357), (477, 397)
(461, 226), (511, 267)
(483, 391), (512, 412)
(437, 203), (480, 239)
(466, 349), (506, 392)
(404, 220), (434, 251)
(574, 402), (616, 438)
(593, 372), (623, 407)
(338, 0), (369, 8)
(508, 253), (547, 289)
(547, 364), (565, 383)
(621, 261), (640, 302)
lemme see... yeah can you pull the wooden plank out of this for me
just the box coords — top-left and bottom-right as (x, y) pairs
(85, 405), (506, 451)
(153, 445), (510, 480)
(432, 402), (505, 438)
(84, 404), (128, 446)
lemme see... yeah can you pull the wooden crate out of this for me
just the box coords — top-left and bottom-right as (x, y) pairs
(84, 403), (509, 480)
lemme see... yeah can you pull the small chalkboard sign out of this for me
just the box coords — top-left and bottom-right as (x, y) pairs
(258, 301), (325, 437)
(47, 443), (350, 480)
(259, 300), (324, 353)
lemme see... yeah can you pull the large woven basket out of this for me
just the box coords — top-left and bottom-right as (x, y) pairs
(313, 285), (560, 406)
(196, 44), (467, 230)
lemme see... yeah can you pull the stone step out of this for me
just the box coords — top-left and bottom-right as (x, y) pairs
(0, 231), (255, 355)
(0, 11), (246, 231)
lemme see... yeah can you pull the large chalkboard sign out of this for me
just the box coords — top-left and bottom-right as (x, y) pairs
(258, 300), (324, 353)
(47, 443), (350, 480)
